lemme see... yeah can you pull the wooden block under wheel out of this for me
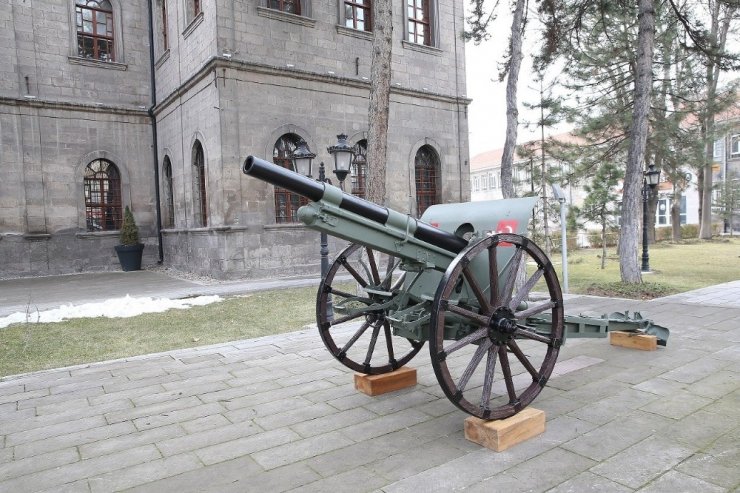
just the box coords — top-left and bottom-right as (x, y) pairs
(464, 407), (546, 452)
(354, 366), (417, 396)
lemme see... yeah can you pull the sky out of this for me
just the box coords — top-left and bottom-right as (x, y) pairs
(463, 6), (572, 159)
(0, 295), (223, 329)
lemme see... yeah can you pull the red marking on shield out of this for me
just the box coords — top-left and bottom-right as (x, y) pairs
(495, 220), (518, 246)
(431, 222), (440, 228)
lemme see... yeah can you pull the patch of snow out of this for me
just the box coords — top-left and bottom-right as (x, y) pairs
(0, 295), (223, 329)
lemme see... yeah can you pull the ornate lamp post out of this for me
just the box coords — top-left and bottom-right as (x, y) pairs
(292, 135), (354, 279)
(327, 133), (354, 190)
(641, 163), (661, 273)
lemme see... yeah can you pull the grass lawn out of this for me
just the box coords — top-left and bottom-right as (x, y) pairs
(560, 236), (740, 298)
(1, 238), (738, 377)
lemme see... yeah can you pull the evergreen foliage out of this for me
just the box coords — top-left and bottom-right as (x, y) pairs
(119, 206), (140, 246)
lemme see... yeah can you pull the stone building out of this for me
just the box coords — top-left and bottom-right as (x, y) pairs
(1, 0), (470, 278)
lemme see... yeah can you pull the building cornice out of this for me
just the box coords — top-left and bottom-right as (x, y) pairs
(0, 95), (149, 117)
(153, 56), (471, 115)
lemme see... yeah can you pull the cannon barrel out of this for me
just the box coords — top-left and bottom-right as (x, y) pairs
(242, 155), (468, 254)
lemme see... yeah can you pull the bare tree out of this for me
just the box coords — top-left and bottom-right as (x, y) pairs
(500, 0), (528, 199)
(619, 0), (655, 283)
(365, 0), (393, 204)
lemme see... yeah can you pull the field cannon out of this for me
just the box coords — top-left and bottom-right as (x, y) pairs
(242, 156), (667, 420)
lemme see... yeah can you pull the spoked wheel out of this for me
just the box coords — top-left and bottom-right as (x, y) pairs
(429, 233), (564, 419)
(317, 243), (424, 374)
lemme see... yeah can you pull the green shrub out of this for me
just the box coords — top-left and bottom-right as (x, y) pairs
(681, 223), (699, 239)
(587, 229), (619, 248)
(655, 226), (672, 242)
(119, 206), (140, 246)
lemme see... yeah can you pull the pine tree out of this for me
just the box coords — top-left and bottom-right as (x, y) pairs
(119, 206), (140, 246)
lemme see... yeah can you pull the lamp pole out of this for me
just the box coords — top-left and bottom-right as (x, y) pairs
(641, 163), (661, 273)
(318, 161), (330, 279)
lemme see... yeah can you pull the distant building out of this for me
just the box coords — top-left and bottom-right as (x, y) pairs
(1, 0), (470, 278)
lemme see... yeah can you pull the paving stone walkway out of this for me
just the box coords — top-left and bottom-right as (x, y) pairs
(0, 287), (738, 491)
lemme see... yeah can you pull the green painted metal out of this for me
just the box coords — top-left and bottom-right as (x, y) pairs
(524, 310), (669, 346)
(298, 194), (539, 342)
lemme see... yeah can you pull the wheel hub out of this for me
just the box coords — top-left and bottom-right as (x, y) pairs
(488, 307), (517, 344)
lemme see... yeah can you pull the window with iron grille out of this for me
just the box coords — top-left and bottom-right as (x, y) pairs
(406, 0), (430, 46)
(345, 0), (371, 31)
(75, 0), (115, 61)
(192, 141), (208, 227)
(269, 0), (301, 15)
(84, 159), (122, 231)
(162, 156), (175, 228)
(274, 134), (308, 223)
(351, 140), (367, 198)
(415, 145), (440, 217)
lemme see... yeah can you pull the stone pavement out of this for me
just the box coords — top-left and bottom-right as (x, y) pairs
(0, 277), (739, 492)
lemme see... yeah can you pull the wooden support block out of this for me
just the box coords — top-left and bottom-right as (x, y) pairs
(354, 366), (417, 396)
(464, 408), (545, 452)
(609, 331), (657, 351)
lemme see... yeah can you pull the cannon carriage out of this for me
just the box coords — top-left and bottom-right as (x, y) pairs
(243, 155), (566, 420)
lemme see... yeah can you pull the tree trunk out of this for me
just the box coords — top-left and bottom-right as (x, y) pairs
(600, 215), (607, 270)
(620, 0), (655, 284)
(699, 1), (732, 239)
(365, 0), (393, 205)
(499, 0), (526, 199)
(671, 185), (682, 241)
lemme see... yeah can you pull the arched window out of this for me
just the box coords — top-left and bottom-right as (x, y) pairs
(158, 0), (169, 52)
(162, 156), (175, 228)
(273, 133), (307, 223)
(75, 0), (115, 61)
(351, 140), (367, 198)
(192, 141), (207, 227)
(84, 159), (122, 231)
(415, 145), (440, 217)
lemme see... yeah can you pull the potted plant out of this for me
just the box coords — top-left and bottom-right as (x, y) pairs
(114, 206), (145, 271)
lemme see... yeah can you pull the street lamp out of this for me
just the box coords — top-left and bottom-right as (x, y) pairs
(327, 133), (354, 189)
(641, 163), (661, 272)
(292, 134), (354, 279)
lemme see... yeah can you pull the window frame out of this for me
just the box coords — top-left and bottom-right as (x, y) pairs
(730, 134), (740, 157)
(403, 0), (438, 48)
(350, 140), (368, 198)
(343, 0), (371, 31)
(273, 134), (309, 224)
(414, 144), (441, 217)
(162, 156), (175, 228)
(192, 141), (208, 228)
(74, 0), (116, 62)
(83, 159), (123, 232)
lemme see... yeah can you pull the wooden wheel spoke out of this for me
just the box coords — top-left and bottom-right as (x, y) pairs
(507, 340), (540, 381)
(514, 300), (556, 319)
(383, 321), (396, 364)
(366, 247), (381, 285)
(498, 345), (518, 404)
(488, 244), (499, 306)
(443, 327), (487, 356)
(330, 310), (370, 326)
(458, 339), (492, 392)
(501, 247), (524, 307)
(509, 268), (544, 311)
(446, 303), (489, 326)
(480, 344), (499, 410)
(340, 258), (368, 288)
(340, 320), (372, 354)
(363, 323), (382, 366)
(514, 325), (554, 345)
(463, 266), (491, 313)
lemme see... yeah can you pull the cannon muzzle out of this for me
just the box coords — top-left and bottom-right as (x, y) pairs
(242, 155), (468, 254)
